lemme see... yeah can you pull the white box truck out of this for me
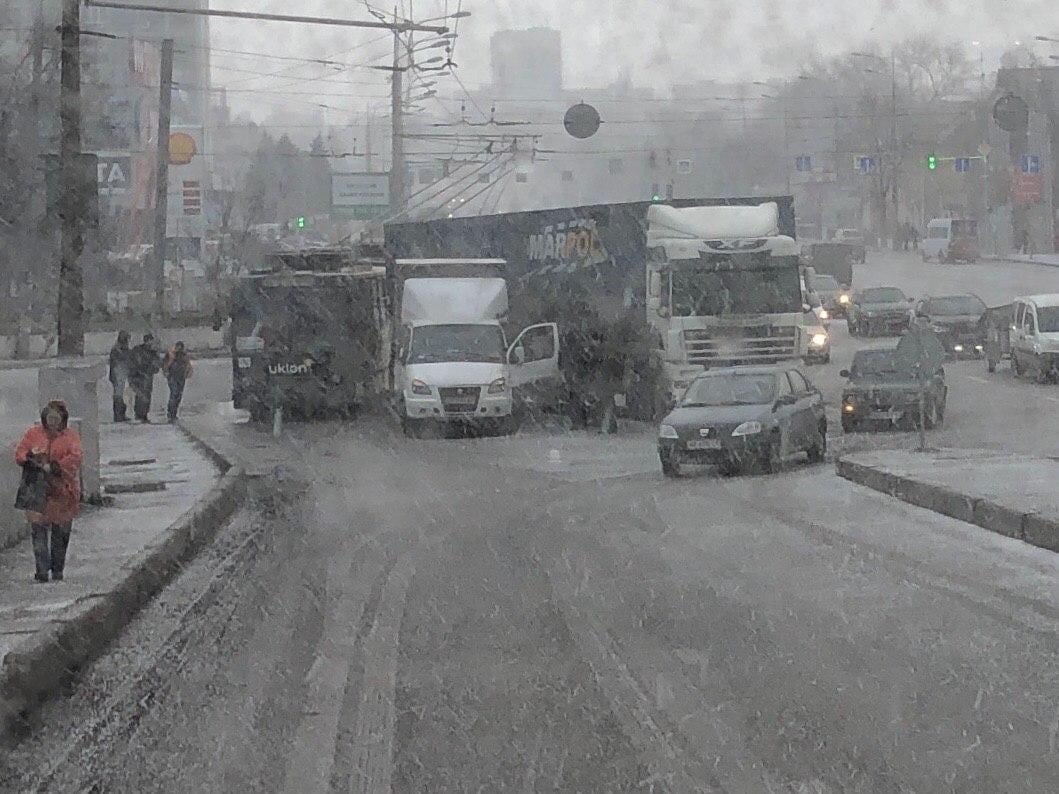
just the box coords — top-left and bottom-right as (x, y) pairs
(393, 259), (560, 436)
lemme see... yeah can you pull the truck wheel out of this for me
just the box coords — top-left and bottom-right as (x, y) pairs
(402, 418), (420, 438)
(841, 417), (856, 434)
(987, 358), (997, 373)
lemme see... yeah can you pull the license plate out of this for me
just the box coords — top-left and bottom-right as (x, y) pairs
(870, 410), (897, 420)
(687, 439), (721, 450)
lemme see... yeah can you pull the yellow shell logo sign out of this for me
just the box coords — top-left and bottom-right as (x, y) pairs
(168, 132), (197, 165)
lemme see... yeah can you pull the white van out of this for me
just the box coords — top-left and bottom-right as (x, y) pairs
(1009, 294), (1059, 382)
(921, 218), (979, 263)
(394, 276), (560, 436)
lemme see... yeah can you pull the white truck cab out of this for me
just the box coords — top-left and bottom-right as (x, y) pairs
(394, 271), (559, 435)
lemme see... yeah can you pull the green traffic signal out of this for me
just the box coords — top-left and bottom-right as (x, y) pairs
(926, 154), (937, 171)
(296, 216), (306, 228)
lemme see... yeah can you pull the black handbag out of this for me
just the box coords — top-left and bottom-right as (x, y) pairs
(15, 463), (48, 513)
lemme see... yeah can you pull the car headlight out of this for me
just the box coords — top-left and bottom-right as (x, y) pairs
(818, 309), (829, 320)
(838, 294), (850, 304)
(810, 332), (828, 347)
(732, 420), (763, 436)
(658, 424), (679, 439)
(410, 379), (431, 396)
(488, 377), (506, 394)
(930, 324), (947, 333)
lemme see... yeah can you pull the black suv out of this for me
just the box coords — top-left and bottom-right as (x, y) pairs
(911, 294), (987, 357)
(841, 332), (947, 433)
(847, 286), (913, 337)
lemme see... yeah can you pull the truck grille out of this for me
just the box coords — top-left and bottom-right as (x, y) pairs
(439, 386), (481, 413)
(683, 326), (798, 366)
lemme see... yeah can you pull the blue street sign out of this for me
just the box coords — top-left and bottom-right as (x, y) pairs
(1019, 155), (1040, 174)
(955, 157), (971, 173)
(858, 156), (876, 174)
(795, 155), (812, 172)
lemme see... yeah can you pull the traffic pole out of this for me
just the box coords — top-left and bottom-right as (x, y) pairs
(389, 17), (406, 214)
(152, 39), (174, 322)
(57, 0), (84, 356)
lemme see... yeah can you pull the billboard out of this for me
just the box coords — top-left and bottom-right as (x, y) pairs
(166, 125), (207, 240)
(332, 172), (389, 219)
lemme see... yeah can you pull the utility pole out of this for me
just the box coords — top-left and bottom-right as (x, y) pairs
(152, 39), (174, 321)
(365, 108), (373, 171)
(57, 0), (84, 356)
(389, 10), (406, 214)
(889, 51), (899, 246)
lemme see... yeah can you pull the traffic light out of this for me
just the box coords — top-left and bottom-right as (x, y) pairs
(296, 216), (306, 229)
(651, 194), (662, 202)
(926, 154), (937, 171)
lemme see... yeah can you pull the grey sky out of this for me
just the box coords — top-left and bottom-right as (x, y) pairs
(209, 1), (1057, 118)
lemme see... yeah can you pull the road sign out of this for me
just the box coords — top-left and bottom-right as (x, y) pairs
(331, 172), (389, 219)
(795, 155), (812, 172)
(993, 94), (1029, 132)
(954, 157), (971, 173)
(564, 103), (601, 139)
(1013, 172), (1043, 203)
(1019, 154), (1040, 174)
(856, 156), (876, 174)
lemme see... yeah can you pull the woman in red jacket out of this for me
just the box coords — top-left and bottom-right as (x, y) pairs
(14, 400), (83, 583)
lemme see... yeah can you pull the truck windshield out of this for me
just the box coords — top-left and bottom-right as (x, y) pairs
(408, 324), (506, 364)
(670, 261), (802, 316)
(808, 274), (840, 292)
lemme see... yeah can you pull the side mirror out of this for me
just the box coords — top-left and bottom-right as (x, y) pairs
(773, 395), (794, 412)
(510, 345), (525, 365)
(839, 369), (850, 378)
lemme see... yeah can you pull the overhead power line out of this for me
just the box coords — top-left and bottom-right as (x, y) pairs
(82, 1), (448, 33)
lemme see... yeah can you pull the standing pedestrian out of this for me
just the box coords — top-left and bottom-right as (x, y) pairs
(108, 330), (132, 422)
(162, 340), (193, 423)
(14, 400), (83, 583)
(130, 333), (162, 422)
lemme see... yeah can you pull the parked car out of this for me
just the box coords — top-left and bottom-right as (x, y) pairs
(911, 294), (987, 357)
(657, 366), (827, 477)
(840, 333), (947, 433)
(847, 286), (913, 337)
(832, 229), (867, 263)
(921, 218), (979, 263)
(1009, 294), (1059, 382)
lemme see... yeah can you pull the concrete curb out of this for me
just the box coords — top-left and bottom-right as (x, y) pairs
(836, 457), (1056, 552)
(982, 255), (1059, 269)
(0, 425), (246, 736)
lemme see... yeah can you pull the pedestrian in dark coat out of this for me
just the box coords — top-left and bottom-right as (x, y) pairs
(130, 333), (162, 422)
(162, 341), (193, 422)
(108, 330), (132, 422)
(14, 400), (83, 582)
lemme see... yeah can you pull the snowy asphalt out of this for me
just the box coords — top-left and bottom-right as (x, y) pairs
(2, 250), (1058, 791)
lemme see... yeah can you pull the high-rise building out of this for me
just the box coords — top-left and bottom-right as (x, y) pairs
(489, 28), (562, 96)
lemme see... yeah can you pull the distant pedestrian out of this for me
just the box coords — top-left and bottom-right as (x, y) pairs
(908, 223), (920, 250)
(162, 341), (193, 422)
(14, 400), (83, 583)
(130, 333), (162, 422)
(108, 330), (132, 422)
